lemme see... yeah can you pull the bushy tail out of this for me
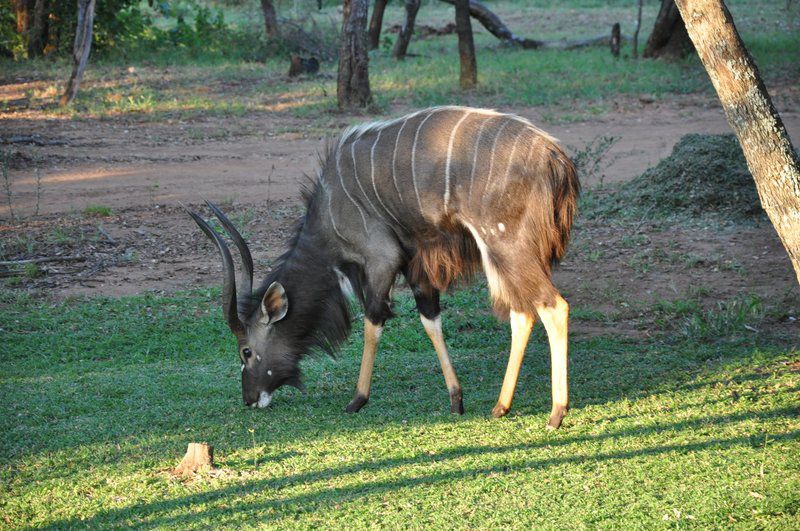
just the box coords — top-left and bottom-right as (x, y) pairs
(548, 146), (580, 264)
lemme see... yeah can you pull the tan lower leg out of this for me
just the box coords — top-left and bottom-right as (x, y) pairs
(355, 319), (382, 397)
(536, 295), (569, 429)
(492, 310), (535, 418)
(421, 315), (463, 413)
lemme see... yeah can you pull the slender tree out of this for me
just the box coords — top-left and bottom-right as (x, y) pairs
(260, 0), (279, 37)
(337, 0), (372, 108)
(368, 0), (390, 50)
(674, 0), (800, 284)
(454, 0), (477, 88)
(60, 0), (96, 106)
(393, 0), (420, 59)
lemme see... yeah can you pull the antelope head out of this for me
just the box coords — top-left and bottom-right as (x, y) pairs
(188, 202), (302, 408)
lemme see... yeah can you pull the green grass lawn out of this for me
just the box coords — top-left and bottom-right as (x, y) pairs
(1, 285), (797, 527)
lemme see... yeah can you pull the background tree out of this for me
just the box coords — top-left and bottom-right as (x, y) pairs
(392, 0), (420, 59)
(60, 0), (95, 106)
(644, 0), (692, 59)
(368, 0), (389, 50)
(454, 0), (477, 88)
(12, 0), (48, 57)
(337, 0), (372, 108)
(674, 0), (800, 283)
(260, 0), (279, 38)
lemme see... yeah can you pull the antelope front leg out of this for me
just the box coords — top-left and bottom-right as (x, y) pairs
(345, 318), (383, 413)
(421, 315), (464, 414)
(536, 295), (569, 429)
(491, 311), (535, 418)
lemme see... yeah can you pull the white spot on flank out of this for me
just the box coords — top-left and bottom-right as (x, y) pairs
(256, 355), (261, 362)
(267, 369), (273, 376)
(257, 391), (272, 408)
(498, 223), (506, 232)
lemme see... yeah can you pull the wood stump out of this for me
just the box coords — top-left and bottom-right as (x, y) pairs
(173, 442), (215, 476)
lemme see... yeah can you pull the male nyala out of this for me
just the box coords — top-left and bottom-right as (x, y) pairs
(189, 105), (579, 429)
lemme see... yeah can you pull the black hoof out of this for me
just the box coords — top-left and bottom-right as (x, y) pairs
(345, 394), (368, 413)
(449, 388), (464, 415)
(490, 403), (509, 418)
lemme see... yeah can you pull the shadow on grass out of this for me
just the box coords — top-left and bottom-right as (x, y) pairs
(45, 405), (799, 527)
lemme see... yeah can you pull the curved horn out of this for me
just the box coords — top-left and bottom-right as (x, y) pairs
(205, 201), (254, 300)
(187, 208), (245, 337)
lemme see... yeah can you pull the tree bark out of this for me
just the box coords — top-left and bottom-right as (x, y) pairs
(260, 0), (279, 38)
(439, 0), (544, 48)
(60, 0), (96, 106)
(632, 0), (643, 58)
(368, 0), (389, 50)
(173, 442), (215, 476)
(338, 0), (372, 108)
(393, 0), (420, 59)
(13, 0), (48, 57)
(644, 0), (693, 59)
(674, 0), (800, 284)
(454, 0), (477, 88)
(610, 22), (620, 57)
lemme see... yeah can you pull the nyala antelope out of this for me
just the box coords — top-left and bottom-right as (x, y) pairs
(189, 106), (579, 429)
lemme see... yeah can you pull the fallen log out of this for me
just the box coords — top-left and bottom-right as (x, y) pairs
(438, 0), (626, 50)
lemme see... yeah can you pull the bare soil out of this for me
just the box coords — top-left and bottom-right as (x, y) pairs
(1, 88), (798, 340)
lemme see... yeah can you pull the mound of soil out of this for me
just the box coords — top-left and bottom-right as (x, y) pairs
(617, 133), (764, 221)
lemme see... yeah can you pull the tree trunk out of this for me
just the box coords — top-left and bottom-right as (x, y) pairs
(610, 22), (620, 57)
(13, 0), (48, 57)
(439, 0), (544, 48)
(632, 0), (643, 58)
(173, 442), (215, 476)
(60, 0), (96, 106)
(260, 0), (279, 38)
(643, 0), (692, 59)
(674, 0), (800, 285)
(338, 0), (372, 108)
(368, 0), (389, 50)
(454, 0), (477, 88)
(393, 0), (420, 59)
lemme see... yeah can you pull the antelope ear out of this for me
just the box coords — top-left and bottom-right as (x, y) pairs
(260, 282), (288, 324)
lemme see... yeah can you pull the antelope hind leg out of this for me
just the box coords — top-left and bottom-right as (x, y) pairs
(536, 295), (569, 429)
(491, 311), (535, 418)
(421, 315), (464, 414)
(345, 318), (383, 413)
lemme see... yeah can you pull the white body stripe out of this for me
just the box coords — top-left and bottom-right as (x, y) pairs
(350, 139), (380, 217)
(502, 129), (527, 186)
(335, 145), (369, 234)
(391, 116), (411, 201)
(370, 130), (405, 228)
(469, 116), (491, 200)
(411, 109), (442, 212)
(486, 120), (511, 192)
(444, 110), (473, 211)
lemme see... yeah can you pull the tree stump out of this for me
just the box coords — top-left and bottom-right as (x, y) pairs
(173, 442), (215, 476)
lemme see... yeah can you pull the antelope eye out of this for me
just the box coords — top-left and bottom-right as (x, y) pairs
(242, 348), (253, 359)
